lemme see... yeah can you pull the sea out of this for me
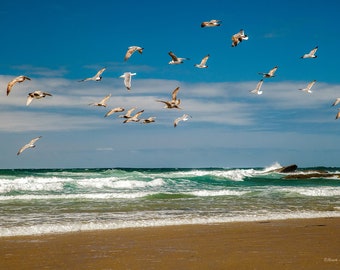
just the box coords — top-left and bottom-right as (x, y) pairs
(1, 163), (340, 237)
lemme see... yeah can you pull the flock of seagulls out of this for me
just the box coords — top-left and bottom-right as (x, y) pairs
(6, 18), (336, 156)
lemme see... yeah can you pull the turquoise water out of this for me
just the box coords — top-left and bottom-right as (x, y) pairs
(1, 163), (340, 236)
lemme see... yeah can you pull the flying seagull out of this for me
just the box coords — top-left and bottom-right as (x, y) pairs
(141, 117), (156, 124)
(89, 94), (111, 107)
(124, 46), (144, 61)
(123, 109), (144, 123)
(332, 98), (340, 107)
(250, 79), (264, 95)
(194, 54), (210, 68)
(118, 107), (136, 118)
(26, 90), (52, 106)
(174, 114), (192, 128)
(299, 80), (316, 94)
(79, 67), (106, 82)
(156, 86), (181, 109)
(104, 107), (125, 117)
(168, 51), (190, 64)
(119, 72), (136, 90)
(201, 19), (221, 28)
(7, 75), (31, 96)
(17, 136), (42, 156)
(231, 29), (248, 47)
(258, 66), (278, 78)
(301, 46), (318, 59)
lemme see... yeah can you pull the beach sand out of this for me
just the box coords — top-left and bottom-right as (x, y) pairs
(1, 217), (339, 270)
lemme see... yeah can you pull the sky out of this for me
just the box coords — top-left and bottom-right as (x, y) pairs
(1, 0), (340, 169)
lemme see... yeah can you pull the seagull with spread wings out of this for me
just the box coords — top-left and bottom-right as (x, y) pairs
(168, 51), (190, 64)
(79, 67), (106, 82)
(174, 114), (192, 128)
(258, 66), (278, 78)
(141, 117), (156, 124)
(104, 107), (125, 117)
(26, 90), (52, 106)
(301, 46), (318, 59)
(118, 107), (137, 119)
(17, 136), (42, 156)
(6, 75), (31, 96)
(201, 19), (221, 28)
(156, 86), (181, 109)
(194, 54), (210, 68)
(124, 46), (144, 61)
(89, 94), (111, 107)
(299, 80), (316, 94)
(120, 72), (136, 90)
(250, 79), (264, 95)
(231, 29), (248, 47)
(123, 110), (144, 123)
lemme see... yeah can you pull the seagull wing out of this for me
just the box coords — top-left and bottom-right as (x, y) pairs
(95, 67), (106, 78)
(199, 54), (210, 66)
(7, 76), (31, 96)
(168, 51), (178, 61)
(171, 87), (180, 101)
(269, 66), (278, 76)
(26, 95), (34, 106)
(310, 46), (318, 56)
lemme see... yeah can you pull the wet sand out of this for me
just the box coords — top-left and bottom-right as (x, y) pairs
(1, 217), (339, 269)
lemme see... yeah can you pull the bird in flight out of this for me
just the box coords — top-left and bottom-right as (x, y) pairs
(194, 54), (210, 69)
(157, 86), (181, 109)
(118, 107), (137, 119)
(201, 19), (221, 28)
(174, 114), (192, 128)
(301, 46), (318, 59)
(17, 136), (42, 156)
(6, 75), (31, 96)
(26, 90), (52, 106)
(123, 110), (144, 123)
(104, 107), (125, 117)
(299, 80), (316, 94)
(250, 79), (264, 95)
(231, 29), (248, 47)
(124, 46), (144, 61)
(141, 117), (156, 124)
(332, 98), (340, 107)
(89, 94), (111, 107)
(120, 72), (137, 90)
(258, 66), (278, 78)
(79, 67), (106, 82)
(336, 109), (340, 120)
(168, 51), (190, 64)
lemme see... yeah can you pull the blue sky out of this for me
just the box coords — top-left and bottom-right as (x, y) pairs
(1, 0), (340, 168)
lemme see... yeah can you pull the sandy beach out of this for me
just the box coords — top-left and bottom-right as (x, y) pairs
(1, 217), (339, 270)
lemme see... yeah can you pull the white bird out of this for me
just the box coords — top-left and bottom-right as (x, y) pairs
(123, 110), (144, 123)
(141, 117), (156, 124)
(118, 107), (136, 118)
(104, 107), (125, 117)
(332, 98), (340, 107)
(194, 54), (210, 68)
(174, 114), (192, 128)
(301, 46), (318, 59)
(201, 19), (221, 28)
(258, 66), (278, 78)
(156, 86), (181, 109)
(231, 29), (248, 47)
(89, 94), (111, 107)
(79, 67), (106, 82)
(26, 90), (52, 106)
(124, 46), (144, 61)
(299, 80), (316, 93)
(250, 79), (264, 95)
(119, 72), (136, 90)
(168, 51), (190, 64)
(336, 109), (340, 120)
(17, 136), (42, 156)
(7, 75), (31, 96)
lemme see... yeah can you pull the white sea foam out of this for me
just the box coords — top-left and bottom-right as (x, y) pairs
(188, 190), (249, 197)
(0, 177), (65, 193)
(284, 187), (340, 197)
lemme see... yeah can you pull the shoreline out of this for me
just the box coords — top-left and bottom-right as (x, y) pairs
(1, 217), (339, 269)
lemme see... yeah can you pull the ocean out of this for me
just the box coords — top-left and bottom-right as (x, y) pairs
(1, 163), (340, 237)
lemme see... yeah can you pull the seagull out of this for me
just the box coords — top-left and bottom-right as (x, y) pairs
(301, 46), (318, 59)
(79, 67), (106, 82)
(104, 107), (125, 117)
(119, 72), (136, 90)
(89, 94), (111, 107)
(168, 51), (190, 64)
(299, 80), (316, 93)
(26, 90), (52, 106)
(17, 136), (42, 156)
(123, 110), (144, 123)
(124, 46), (144, 61)
(156, 86), (181, 109)
(231, 29), (248, 47)
(174, 114), (192, 128)
(258, 66), (278, 78)
(250, 79), (264, 95)
(194, 54), (210, 68)
(201, 19), (221, 28)
(7, 75), (31, 96)
(332, 98), (340, 107)
(141, 117), (156, 124)
(336, 109), (340, 120)
(118, 107), (136, 118)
